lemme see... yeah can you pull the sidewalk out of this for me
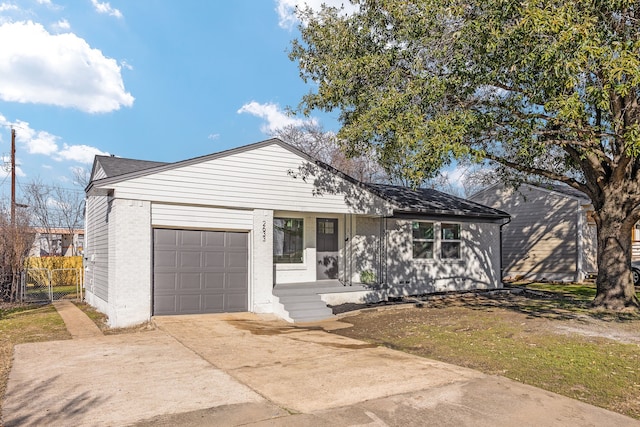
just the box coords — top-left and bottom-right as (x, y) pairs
(52, 300), (103, 339)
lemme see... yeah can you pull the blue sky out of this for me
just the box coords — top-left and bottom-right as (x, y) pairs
(0, 0), (352, 200)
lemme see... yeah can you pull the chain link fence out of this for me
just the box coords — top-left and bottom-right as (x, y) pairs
(21, 267), (83, 303)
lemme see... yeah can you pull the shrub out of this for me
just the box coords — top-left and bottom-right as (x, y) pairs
(360, 270), (376, 285)
(25, 256), (83, 286)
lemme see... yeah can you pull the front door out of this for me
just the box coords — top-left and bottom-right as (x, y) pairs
(316, 218), (339, 280)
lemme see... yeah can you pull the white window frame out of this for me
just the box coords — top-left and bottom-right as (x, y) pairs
(412, 221), (435, 259)
(273, 217), (304, 264)
(440, 223), (462, 259)
(411, 221), (463, 261)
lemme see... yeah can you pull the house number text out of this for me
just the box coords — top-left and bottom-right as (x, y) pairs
(262, 220), (267, 242)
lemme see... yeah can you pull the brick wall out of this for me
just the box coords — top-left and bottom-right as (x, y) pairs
(107, 198), (152, 327)
(252, 209), (273, 313)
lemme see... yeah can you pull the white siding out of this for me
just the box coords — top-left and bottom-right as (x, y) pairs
(100, 143), (392, 215)
(152, 204), (253, 230)
(349, 217), (501, 294)
(378, 219), (501, 295)
(92, 163), (107, 180)
(84, 195), (109, 302)
(351, 216), (383, 284)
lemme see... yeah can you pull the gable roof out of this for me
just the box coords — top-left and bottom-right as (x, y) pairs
(95, 155), (169, 179)
(470, 181), (591, 205)
(530, 182), (590, 202)
(87, 138), (508, 221)
(368, 184), (510, 220)
(88, 139), (295, 189)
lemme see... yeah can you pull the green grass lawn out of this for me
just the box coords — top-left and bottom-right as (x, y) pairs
(524, 282), (599, 299)
(520, 281), (640, 300)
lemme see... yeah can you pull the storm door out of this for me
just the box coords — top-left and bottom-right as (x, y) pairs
(316, 218), (339, 280)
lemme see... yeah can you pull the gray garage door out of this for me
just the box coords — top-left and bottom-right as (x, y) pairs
(153, 229), (248, 315)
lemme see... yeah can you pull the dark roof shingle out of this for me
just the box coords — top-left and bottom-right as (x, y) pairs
(96, 155), (168, 178)
(368, 183), (510, 219)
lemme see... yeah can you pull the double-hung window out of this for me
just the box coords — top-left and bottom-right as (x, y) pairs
(441, 223), (461, 259)
(412, 222), (434, 259)
(273, 218), (304, 263)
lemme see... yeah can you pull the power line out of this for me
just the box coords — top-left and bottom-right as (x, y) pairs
(16, 182), (86, 194)
(0, 172), (9, 189)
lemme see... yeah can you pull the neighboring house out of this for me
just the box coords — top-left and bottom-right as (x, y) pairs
(29, 228), (84, 257)
(470, 182), (597, 282)
(84, 139), (509, 327)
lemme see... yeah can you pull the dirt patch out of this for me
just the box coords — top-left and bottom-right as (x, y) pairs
(552, 317), (640, 344)
(332, 289), (640, 344)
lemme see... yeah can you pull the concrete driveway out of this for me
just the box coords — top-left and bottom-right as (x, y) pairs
(4, 312), (639, 426)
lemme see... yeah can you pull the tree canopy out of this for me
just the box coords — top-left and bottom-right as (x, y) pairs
(290, 0), (640, 310)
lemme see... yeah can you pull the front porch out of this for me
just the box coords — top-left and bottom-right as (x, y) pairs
(272, 280), (385, 323)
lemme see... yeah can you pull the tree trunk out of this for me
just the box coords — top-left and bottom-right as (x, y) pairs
(592, 198), (640, 311)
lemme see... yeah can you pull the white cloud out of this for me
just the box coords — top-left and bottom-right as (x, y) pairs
(0, 155), (25, 177)
(237, 101), (315, 134)
(0, 114), (109, 164)
(275, 0), (358, 29)
(0, 3), (19, 12)
(90, 0), (122, 18)
(0, 21), (134, 113)
(0, 155), (27, 178)
(13, 120), (59, 155)
(207, 133), (220, 140)
(51, 19), (70, 32)
(56, 143), (109, 164)
(120, 59), (133, 70)
(0, 116), (59, 156)
(37, 0), (62, 11)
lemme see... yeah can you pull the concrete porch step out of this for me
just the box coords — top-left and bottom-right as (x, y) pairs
(275, 294), (324, 303)
(277, 299), (329, 311)
(273, 284), (337, 323)
(287, 309), (335, 323)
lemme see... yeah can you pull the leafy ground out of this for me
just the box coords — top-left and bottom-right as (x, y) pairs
(332, 284), (640, 419)
(0, 303), (70, 419)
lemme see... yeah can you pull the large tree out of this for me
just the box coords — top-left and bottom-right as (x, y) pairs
(290, 0), (640, 310)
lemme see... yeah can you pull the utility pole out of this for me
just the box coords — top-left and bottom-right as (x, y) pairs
(10, 127), (15, 226)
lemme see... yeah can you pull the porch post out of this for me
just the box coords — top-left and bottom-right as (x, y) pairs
(379, 215), (387, 287)
(345, 213), (354, 286)
(252, 209), (274, 313)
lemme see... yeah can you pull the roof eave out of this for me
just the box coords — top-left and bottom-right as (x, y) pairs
(390, 209), (511, 222)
